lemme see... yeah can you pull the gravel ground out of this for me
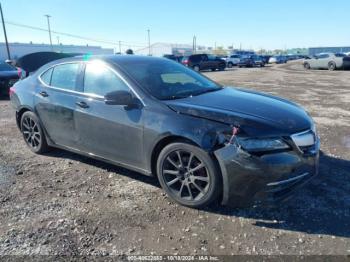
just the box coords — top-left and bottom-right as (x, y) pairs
(0, 61), (350, 257)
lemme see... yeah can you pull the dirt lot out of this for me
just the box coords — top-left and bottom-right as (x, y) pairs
(0, 61), (350, 257)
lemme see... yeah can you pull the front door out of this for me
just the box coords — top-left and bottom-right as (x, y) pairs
(74, 62), (144, 168)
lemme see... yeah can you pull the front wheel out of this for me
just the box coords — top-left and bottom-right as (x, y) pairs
(20, 111), (49, 154)
(157, 142), (221, 208)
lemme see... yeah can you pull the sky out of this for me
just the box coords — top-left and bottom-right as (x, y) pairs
(1, 0), (349, 51)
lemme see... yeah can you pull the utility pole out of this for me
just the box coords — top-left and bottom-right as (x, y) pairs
(147, 29), (151, 56)
(193, 35), (196, 54)
(0, 2), (11, 60)
(44, 14), (53, 50)
(118, 40), (121, 54)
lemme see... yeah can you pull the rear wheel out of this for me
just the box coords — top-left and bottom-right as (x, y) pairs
(157, 142), (221, 208)
(20, 111), (49, 154)
(193, 65), (200, 72)
(328, 61), (336, 71)
(227, 62), (233, 68)
(304, 62), (311, 70)
(211, 68), (216, 72)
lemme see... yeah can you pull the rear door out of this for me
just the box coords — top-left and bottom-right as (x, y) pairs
(74, 62), (144, 168)
(35, 62), (82, 148)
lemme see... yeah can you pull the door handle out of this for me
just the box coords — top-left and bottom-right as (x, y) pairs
(76, 101), (89, 109)
(39, 91), (49, 97)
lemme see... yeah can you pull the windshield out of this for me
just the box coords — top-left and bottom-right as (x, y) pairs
(120, 58), (221, 100)
(0, 63), (17, 71)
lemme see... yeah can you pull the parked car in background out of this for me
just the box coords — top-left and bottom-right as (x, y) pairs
(187, 54), (226, 71)
(0, 62), (20, 97)
(237, 56), (255, 67)
(226, 54), (240, 68)
(269, 56), (288, 64)
(181, 56), (189, 66)
(163, 54), (178, 61)
(251, 55), (265, 67)
(261, 55), (272, 64)
(163, 54), (183, 63)
(10, 55), (320, 208)
(303, 53), (350, 70)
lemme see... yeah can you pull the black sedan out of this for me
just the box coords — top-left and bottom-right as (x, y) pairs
(0, 62), (20, 97)
(10, 55), (320, 208)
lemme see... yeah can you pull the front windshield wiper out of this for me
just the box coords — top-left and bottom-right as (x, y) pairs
(162, 87), (222, 100)
(191, 87), (222, 97)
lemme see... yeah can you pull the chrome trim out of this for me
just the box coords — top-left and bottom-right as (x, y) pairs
(267, 172), (309, 187)
(291, 130), (315, 147)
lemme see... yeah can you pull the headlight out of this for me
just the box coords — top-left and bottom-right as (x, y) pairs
(236, 137), (289, 152)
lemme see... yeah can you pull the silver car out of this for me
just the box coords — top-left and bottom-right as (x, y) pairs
(303, 53), (348, 70)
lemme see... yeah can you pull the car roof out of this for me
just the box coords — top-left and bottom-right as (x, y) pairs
(40, 55), (171, 68)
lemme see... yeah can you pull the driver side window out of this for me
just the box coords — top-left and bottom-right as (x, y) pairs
(83, 63), (129, 96)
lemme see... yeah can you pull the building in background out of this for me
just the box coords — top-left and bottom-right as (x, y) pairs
(309, 46), (350, 56)
(135, 42), (193, 57)
(0, 42), (114, 61)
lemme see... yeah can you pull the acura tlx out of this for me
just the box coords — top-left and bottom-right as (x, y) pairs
(10, 55), (320, 208)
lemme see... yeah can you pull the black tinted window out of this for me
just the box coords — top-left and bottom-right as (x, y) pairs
(190, 55), (201, 62)
(84, 62), (129, 96)
(40, 68), (53, 85)
(51, 63), (80, 90)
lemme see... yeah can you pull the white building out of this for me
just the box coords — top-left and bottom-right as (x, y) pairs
(0, 42), (114, 61)
(135, 42), (193, 57)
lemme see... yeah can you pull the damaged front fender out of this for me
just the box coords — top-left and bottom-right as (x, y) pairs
(214, 143), (318, 207)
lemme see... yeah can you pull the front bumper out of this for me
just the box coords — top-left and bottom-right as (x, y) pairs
(214, 139), (320, 207)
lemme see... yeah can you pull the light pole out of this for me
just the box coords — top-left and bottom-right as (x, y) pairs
(0, 2), (11, 60)
(44, 14), (53, 50)
(147, 29), (151, 56)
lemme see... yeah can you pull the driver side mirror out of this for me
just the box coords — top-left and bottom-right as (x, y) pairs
(105, 90), (134, 106)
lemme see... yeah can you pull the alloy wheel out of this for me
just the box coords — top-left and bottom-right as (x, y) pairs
(22, 116), (41, 149)
(161, 149), (210, 202)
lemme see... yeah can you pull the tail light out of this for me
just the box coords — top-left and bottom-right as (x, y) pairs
(182, 59), (188, 65)
(17, 68), (22, 78)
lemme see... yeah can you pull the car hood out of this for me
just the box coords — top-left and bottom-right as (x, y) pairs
(165, 87), (312, 136)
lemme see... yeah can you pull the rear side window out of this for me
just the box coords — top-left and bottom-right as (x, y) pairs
(40, 68), (53, 85)
(190, 55), (201, 62)
(51, 63), (80, 90)
(83, 63), (129, 96)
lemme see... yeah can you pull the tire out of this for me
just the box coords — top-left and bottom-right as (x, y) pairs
(211, 68), (216, 72)
(218, 65), (225, 71)
(193, 65), (200, 72)
(304, 62), (310, 70)
(156, 142), (221, 208)
(328, 61), (336, 71)
(20, 111), (49, 154)
(227, 62), (233, 68)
